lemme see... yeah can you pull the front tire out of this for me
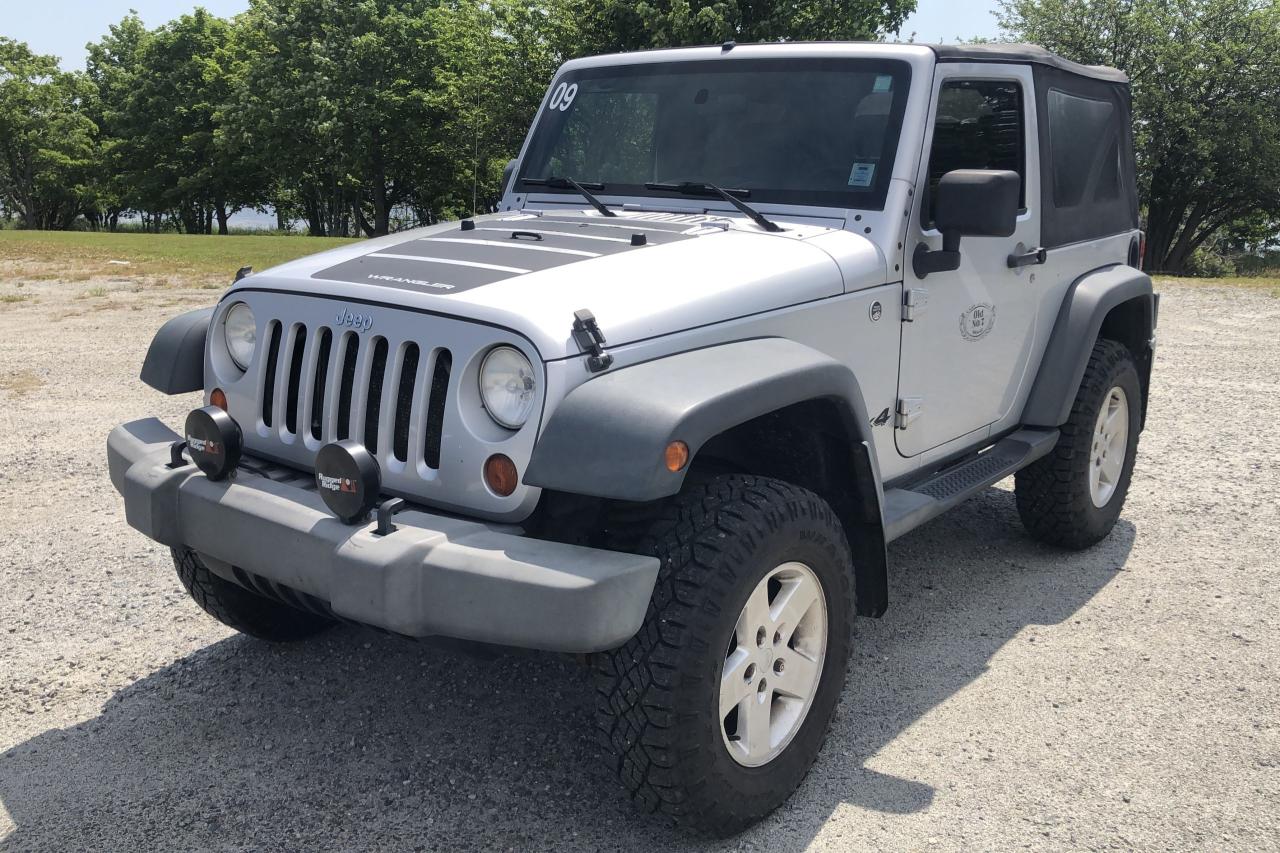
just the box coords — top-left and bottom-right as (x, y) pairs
(172, 547), (335, 641)
(594, 475), (854, 836)
(1016, 339), (1142, 549)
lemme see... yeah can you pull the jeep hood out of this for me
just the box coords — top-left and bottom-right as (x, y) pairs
(235, 211), (886, 361)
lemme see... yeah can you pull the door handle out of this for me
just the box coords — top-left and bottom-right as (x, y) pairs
(1007, 247), (1047, 268)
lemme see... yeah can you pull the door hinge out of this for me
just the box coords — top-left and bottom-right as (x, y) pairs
(895, 397), (923, 430)
(903, 288), (928, 322)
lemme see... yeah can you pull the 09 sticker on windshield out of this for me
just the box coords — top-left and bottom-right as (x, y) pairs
(548, 82), (578, 112)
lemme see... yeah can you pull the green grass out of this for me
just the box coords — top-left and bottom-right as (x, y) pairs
(0, 230), (359, 282)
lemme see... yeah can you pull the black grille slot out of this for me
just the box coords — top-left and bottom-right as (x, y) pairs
(336, 333), (359, 440)
(310, 328), (333, 440)
(364, 337), (389, 452)
(392, 344), (419, 462)
(423, 349), (452, 470)
(260, 321), (283, 427)
(284, 325), (307, 435)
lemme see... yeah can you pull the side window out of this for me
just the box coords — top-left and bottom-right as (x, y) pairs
(925, 79), (1026, 225)
(1046, 89), (1119, 208)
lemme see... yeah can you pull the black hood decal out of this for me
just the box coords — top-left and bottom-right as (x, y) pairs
(313, 216), (702, 295)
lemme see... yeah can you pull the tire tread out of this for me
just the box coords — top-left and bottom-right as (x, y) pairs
(1016, 339), (1141, 549)
(594, 474), (853, 836)
(172, 547), (334, 642)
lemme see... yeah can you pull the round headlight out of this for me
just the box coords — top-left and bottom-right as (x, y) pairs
(224, 302), (257, 370)
(479, 346), (537, 429)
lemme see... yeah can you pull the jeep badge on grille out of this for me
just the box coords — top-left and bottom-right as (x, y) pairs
(335, 309), (374, 331)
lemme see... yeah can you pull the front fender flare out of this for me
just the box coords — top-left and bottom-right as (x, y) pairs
(527, 338), (877, 501)
(140, 307), (213, 394)
(526, 337), (892, 616)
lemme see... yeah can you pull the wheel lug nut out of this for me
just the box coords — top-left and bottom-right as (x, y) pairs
(773, 658), (785, 674)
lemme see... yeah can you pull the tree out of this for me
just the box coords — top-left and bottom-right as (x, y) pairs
(85, 13), (149, 230)
(0, 39), (97, 229)
(420, 0), (583, 219)
(230, 0), (455, 237)
(115, 9), (257, 234)
(997, 0), (1280, 273)
(578, 0), (918, 52)
(230, 0), (583, 235)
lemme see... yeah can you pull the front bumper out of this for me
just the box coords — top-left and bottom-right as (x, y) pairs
(107, 418), (659, 653)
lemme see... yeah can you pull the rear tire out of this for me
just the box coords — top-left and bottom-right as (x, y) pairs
(1016, 339), (1142, 549)
(594, 474), (854, 836)
(172, 547), (335, 641)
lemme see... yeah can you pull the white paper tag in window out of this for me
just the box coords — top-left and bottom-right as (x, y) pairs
(873, 75), (893, 92)
(848, 162), (876, 187)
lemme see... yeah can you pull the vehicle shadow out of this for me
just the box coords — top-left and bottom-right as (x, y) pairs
(0, 485), (1132, 853)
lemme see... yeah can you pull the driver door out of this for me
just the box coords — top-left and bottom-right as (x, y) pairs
(896, 64), (1042, 458)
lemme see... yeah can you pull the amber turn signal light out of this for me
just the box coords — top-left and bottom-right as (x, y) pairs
(210, 388), (228, 412)
(665, 440), (689, 472)
(484, 454), (519, 497)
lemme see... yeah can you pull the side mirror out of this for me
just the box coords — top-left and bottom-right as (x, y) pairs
(913, 169), (1020, 278)
(500, 159), (519, 197)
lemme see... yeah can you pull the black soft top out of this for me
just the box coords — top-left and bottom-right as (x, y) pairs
(929, 43), (1128, 84)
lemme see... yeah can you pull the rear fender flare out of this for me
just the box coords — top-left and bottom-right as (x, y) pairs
(1023, 265), (1154, 427)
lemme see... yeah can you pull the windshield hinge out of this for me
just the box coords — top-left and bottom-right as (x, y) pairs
(903, 288), (928, 322)
(572, 309), (614, 373)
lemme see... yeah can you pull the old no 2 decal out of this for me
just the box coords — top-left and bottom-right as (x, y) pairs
(959, 303), (996, 341)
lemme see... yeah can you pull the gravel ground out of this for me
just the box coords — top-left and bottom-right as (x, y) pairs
(1, 275), (1277, 852)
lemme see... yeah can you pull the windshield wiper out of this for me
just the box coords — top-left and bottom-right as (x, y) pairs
(644, 181), (783, 233)
(521, 176), (617, 217)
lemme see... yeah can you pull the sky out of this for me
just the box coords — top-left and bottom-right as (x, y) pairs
(3, 0), (1005, 71)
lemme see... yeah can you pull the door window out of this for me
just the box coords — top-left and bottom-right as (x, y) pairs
(924, 80), (1026, 226)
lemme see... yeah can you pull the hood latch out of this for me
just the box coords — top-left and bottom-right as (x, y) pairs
(572, 309), (615, 373)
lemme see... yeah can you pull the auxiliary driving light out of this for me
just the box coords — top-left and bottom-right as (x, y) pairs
(315, 440), (381, 524)
(184, 406), (243, 481)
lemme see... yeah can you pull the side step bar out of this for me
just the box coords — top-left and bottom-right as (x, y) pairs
(882, 428), (1059, 542)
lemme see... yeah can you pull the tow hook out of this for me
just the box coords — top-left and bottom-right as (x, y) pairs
(572, 309), (614, 373)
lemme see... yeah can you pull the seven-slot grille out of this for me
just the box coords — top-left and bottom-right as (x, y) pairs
(257, 319), (452, 469)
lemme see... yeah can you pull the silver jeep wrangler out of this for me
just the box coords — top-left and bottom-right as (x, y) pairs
(108, 41), (1156, 835)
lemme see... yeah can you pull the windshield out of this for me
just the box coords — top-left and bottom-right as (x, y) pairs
(517, 58), (911, 211)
